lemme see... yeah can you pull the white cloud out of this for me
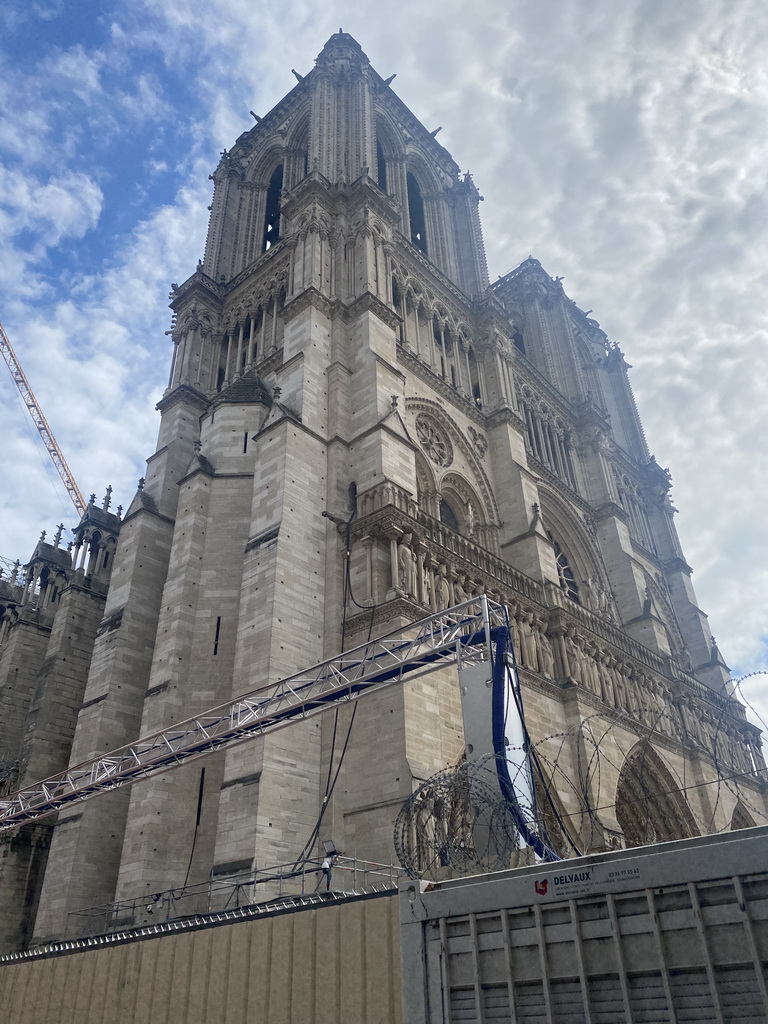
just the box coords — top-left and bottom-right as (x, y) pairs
(0, 168), (104, 244)
(1, 0), (767, 713)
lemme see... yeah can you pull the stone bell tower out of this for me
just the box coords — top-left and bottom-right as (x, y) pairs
(4, 32), (761, 949)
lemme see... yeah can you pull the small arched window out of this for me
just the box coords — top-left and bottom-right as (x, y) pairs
(262, 165), (283, 252)
(407, 172), (427, 254)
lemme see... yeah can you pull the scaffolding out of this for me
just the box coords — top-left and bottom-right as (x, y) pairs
(0, 597), (508, 831)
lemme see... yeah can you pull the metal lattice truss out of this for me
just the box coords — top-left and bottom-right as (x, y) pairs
(0, 597), (508, 831)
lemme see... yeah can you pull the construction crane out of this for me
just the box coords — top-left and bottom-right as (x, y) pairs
(0, 319), (86, 517)
(0, 597), (512, 831)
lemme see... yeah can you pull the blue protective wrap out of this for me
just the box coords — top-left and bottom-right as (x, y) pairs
(491, 627), (559, 862)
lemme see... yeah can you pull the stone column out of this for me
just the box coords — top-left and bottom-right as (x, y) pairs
(386, 530), (401, 599)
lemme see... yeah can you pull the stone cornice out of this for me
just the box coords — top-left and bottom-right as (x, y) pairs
(281, 170), (402, 231)
(350, 412), (416, 452)
(527, 454), (593, 515)
(344, 595), (430, 635)
(170, 270), (224, 310)
(485, 404), (526, 433)
(156, 384), (211, 416)
(283, 287), (334, 322)
(593, 501), (629, 524)
(282, 287), (401, 330)
(663, 556), (693, 576)
(342, 291), (401, 329)
(223, 241), (291, 298)
(514, 358), (579, 421)
(121, 502), (177, 529)
(253, 347), (284, 378)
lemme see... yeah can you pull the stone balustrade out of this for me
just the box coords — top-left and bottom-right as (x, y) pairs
(349, 492), (762, 778)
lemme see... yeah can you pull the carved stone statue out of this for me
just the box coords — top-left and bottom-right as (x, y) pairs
(536, 620), (555, 678)
(565, 633), (582, 685)
(453, 574), (469, 604)
(433, 564), (451, 611)
(397, 534), (418, 598)
(520, 612), (540, 672)
(466, 501), (477, 536)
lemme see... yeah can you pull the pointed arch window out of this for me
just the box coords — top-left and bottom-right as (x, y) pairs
(468, 347), (482, 408)
(547, 531), (580, 603)
(407, 172), (427, 254)
(262, 165), (284, 252)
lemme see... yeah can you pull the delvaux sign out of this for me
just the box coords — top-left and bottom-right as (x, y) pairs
(532, 863), (642, 900)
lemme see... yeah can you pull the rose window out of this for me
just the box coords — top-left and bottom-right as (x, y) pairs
(415, 416), (452, 467)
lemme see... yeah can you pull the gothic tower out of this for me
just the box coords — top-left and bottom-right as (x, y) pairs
(1, 33), (764, 951)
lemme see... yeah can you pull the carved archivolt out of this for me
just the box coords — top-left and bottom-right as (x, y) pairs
(406, 398), (500, 527)
(440, 473), (485, 534)
(615, 743), (699, 846)
(731, 802), (757, 831)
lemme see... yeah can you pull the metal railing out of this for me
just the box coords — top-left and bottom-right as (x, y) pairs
(65, 855), (399, 939)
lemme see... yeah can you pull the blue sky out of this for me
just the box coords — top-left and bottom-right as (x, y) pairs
(1, 0), (767, 725)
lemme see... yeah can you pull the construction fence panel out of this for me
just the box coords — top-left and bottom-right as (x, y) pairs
(0, 891), (402, 1024)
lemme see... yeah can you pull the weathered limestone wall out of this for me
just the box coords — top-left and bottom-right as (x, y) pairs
(32, 404), (200, 942)
(19, 582), (105, 787)
(0, 617), (50, 762)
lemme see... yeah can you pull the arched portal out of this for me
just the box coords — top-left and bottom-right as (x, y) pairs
(615, 744), (699, 847)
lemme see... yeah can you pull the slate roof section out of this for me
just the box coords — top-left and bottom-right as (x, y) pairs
(27, 541), (72, 570)
(213, 371), (273, 408)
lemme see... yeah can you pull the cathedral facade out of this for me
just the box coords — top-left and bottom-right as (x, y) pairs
(1, 33), (765, 952)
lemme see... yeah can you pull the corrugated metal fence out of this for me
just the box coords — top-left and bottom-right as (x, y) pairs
(0, 892), (401, 1024)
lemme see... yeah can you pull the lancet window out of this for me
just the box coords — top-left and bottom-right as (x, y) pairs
(407, 172), (427, 254)
(392, 270), (484, 404)
(520, 387), (576, 488)
(376, 141), (388, 194)
(262, 165), (283, 252)
(512, 328), (526, 355)
(467, 347), (482, 408)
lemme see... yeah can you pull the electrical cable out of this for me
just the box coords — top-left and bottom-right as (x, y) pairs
(292, 497), (384, 872)
(182, 767), (206, 889)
